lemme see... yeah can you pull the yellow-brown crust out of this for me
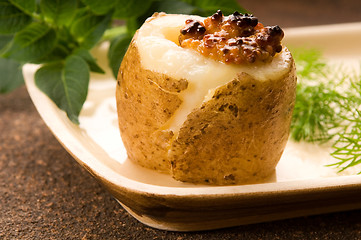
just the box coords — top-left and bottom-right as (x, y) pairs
(116, 37), (186, 173)
(117, 36), (296, 184)
(170, 63), (296, 184)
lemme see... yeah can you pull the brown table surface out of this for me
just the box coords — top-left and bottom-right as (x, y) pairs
(1, 1), (361, 239)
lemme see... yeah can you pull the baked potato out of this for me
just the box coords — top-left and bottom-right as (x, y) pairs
(116, 11), (297, 185)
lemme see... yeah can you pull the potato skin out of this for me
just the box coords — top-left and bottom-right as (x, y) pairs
(116, 36), (187, 173)
(170, 67), (297, 185)
(117, 36), (297, 184)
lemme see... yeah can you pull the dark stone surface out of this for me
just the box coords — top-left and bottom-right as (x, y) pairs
(1, 1), (361, 239)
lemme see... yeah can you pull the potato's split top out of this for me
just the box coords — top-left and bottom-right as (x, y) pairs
(135, 12), (292, 134)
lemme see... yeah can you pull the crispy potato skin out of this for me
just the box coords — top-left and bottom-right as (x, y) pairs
(170, 66), (297, 185)
(117, 37), (297, 184)
(116, 37), (187, 173)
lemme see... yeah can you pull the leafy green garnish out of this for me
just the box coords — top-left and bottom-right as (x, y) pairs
(0, 0), (32, 34)
(291, 48), (361, 173)
(108, 33), (132, 78)
(0, 57), (24, 93)
(0, 0), (245, 124)
(291, 49), (342, 142)
(3, 22), (57, 62)
(40, 0), (78, 26)
(35, 55), (90, 124)
(329, 110), (361, 173)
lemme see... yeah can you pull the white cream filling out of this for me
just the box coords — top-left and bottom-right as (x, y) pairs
(136, 13), (292, 133)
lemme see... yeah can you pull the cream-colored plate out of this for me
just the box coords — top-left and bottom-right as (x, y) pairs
(24, 22), (361, 231)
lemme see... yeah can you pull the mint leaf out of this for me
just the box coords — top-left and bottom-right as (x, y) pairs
(113, 0), (153, 19)
(2, 22), (57, 63)
(33, 28), (74, 63)
(40, 0), (77, 26)
(0, 57), (24, 93)
(102, 25), (127, 41)
(33, 44), (69, 63)
(108, 33), (132, 78)
(9, 0), (36, 15)
(81, 0), (116, 15)
(73, 48), (105, 74)
(191, 0), (246, 15)
(125, 18), (140, 36)
(154, 0), (196, 14)
(72, 6), (89, 20)
(35, 55), (90, 124)
(0, 34), (13, 51)
(71, 13), (111, 49)
(0, 0), (32, 34)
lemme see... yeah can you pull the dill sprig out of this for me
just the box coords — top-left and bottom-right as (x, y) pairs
(329, 110), (361, 173)
(291, 48), (361, 173)
(291, 49), (346, 142)
(329, 72), (361, 173)
(291, 80), (344, 142)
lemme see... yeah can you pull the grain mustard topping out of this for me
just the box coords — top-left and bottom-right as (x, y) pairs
(179, 10), (284, 64)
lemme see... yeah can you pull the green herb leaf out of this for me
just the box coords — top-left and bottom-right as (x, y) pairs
(329, 110), (361, 173)
(190, 0), (247, 15)
(70, 13), (111, 49)
(113, 0), (153, 19)
(108, 33), (132, 78)
(291, 81), (344, 142)
(73, 48), (105, 73)
(72, 6), (89, 20)
(35, 55), (90, 124)
(291, 48), (361, 173)
(40, 0), (77, 26)
(0, 0), (32, 34)
(125, 17), (140, 36)
(291, 49), (337, 142)
(0, 57), (24, 93)
(2, 22), (57, 63)
(102, 25), (126, 41)
(154, 0), (196, 14)
(291, 48), (326, 79)
(81, 0), (116, 15)
(9, 0), (36, 15)
(0, 34), (13, 51)
(33, 44), (70, 64)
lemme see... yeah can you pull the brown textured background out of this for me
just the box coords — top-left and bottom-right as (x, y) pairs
(1, 0), (361, 239)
